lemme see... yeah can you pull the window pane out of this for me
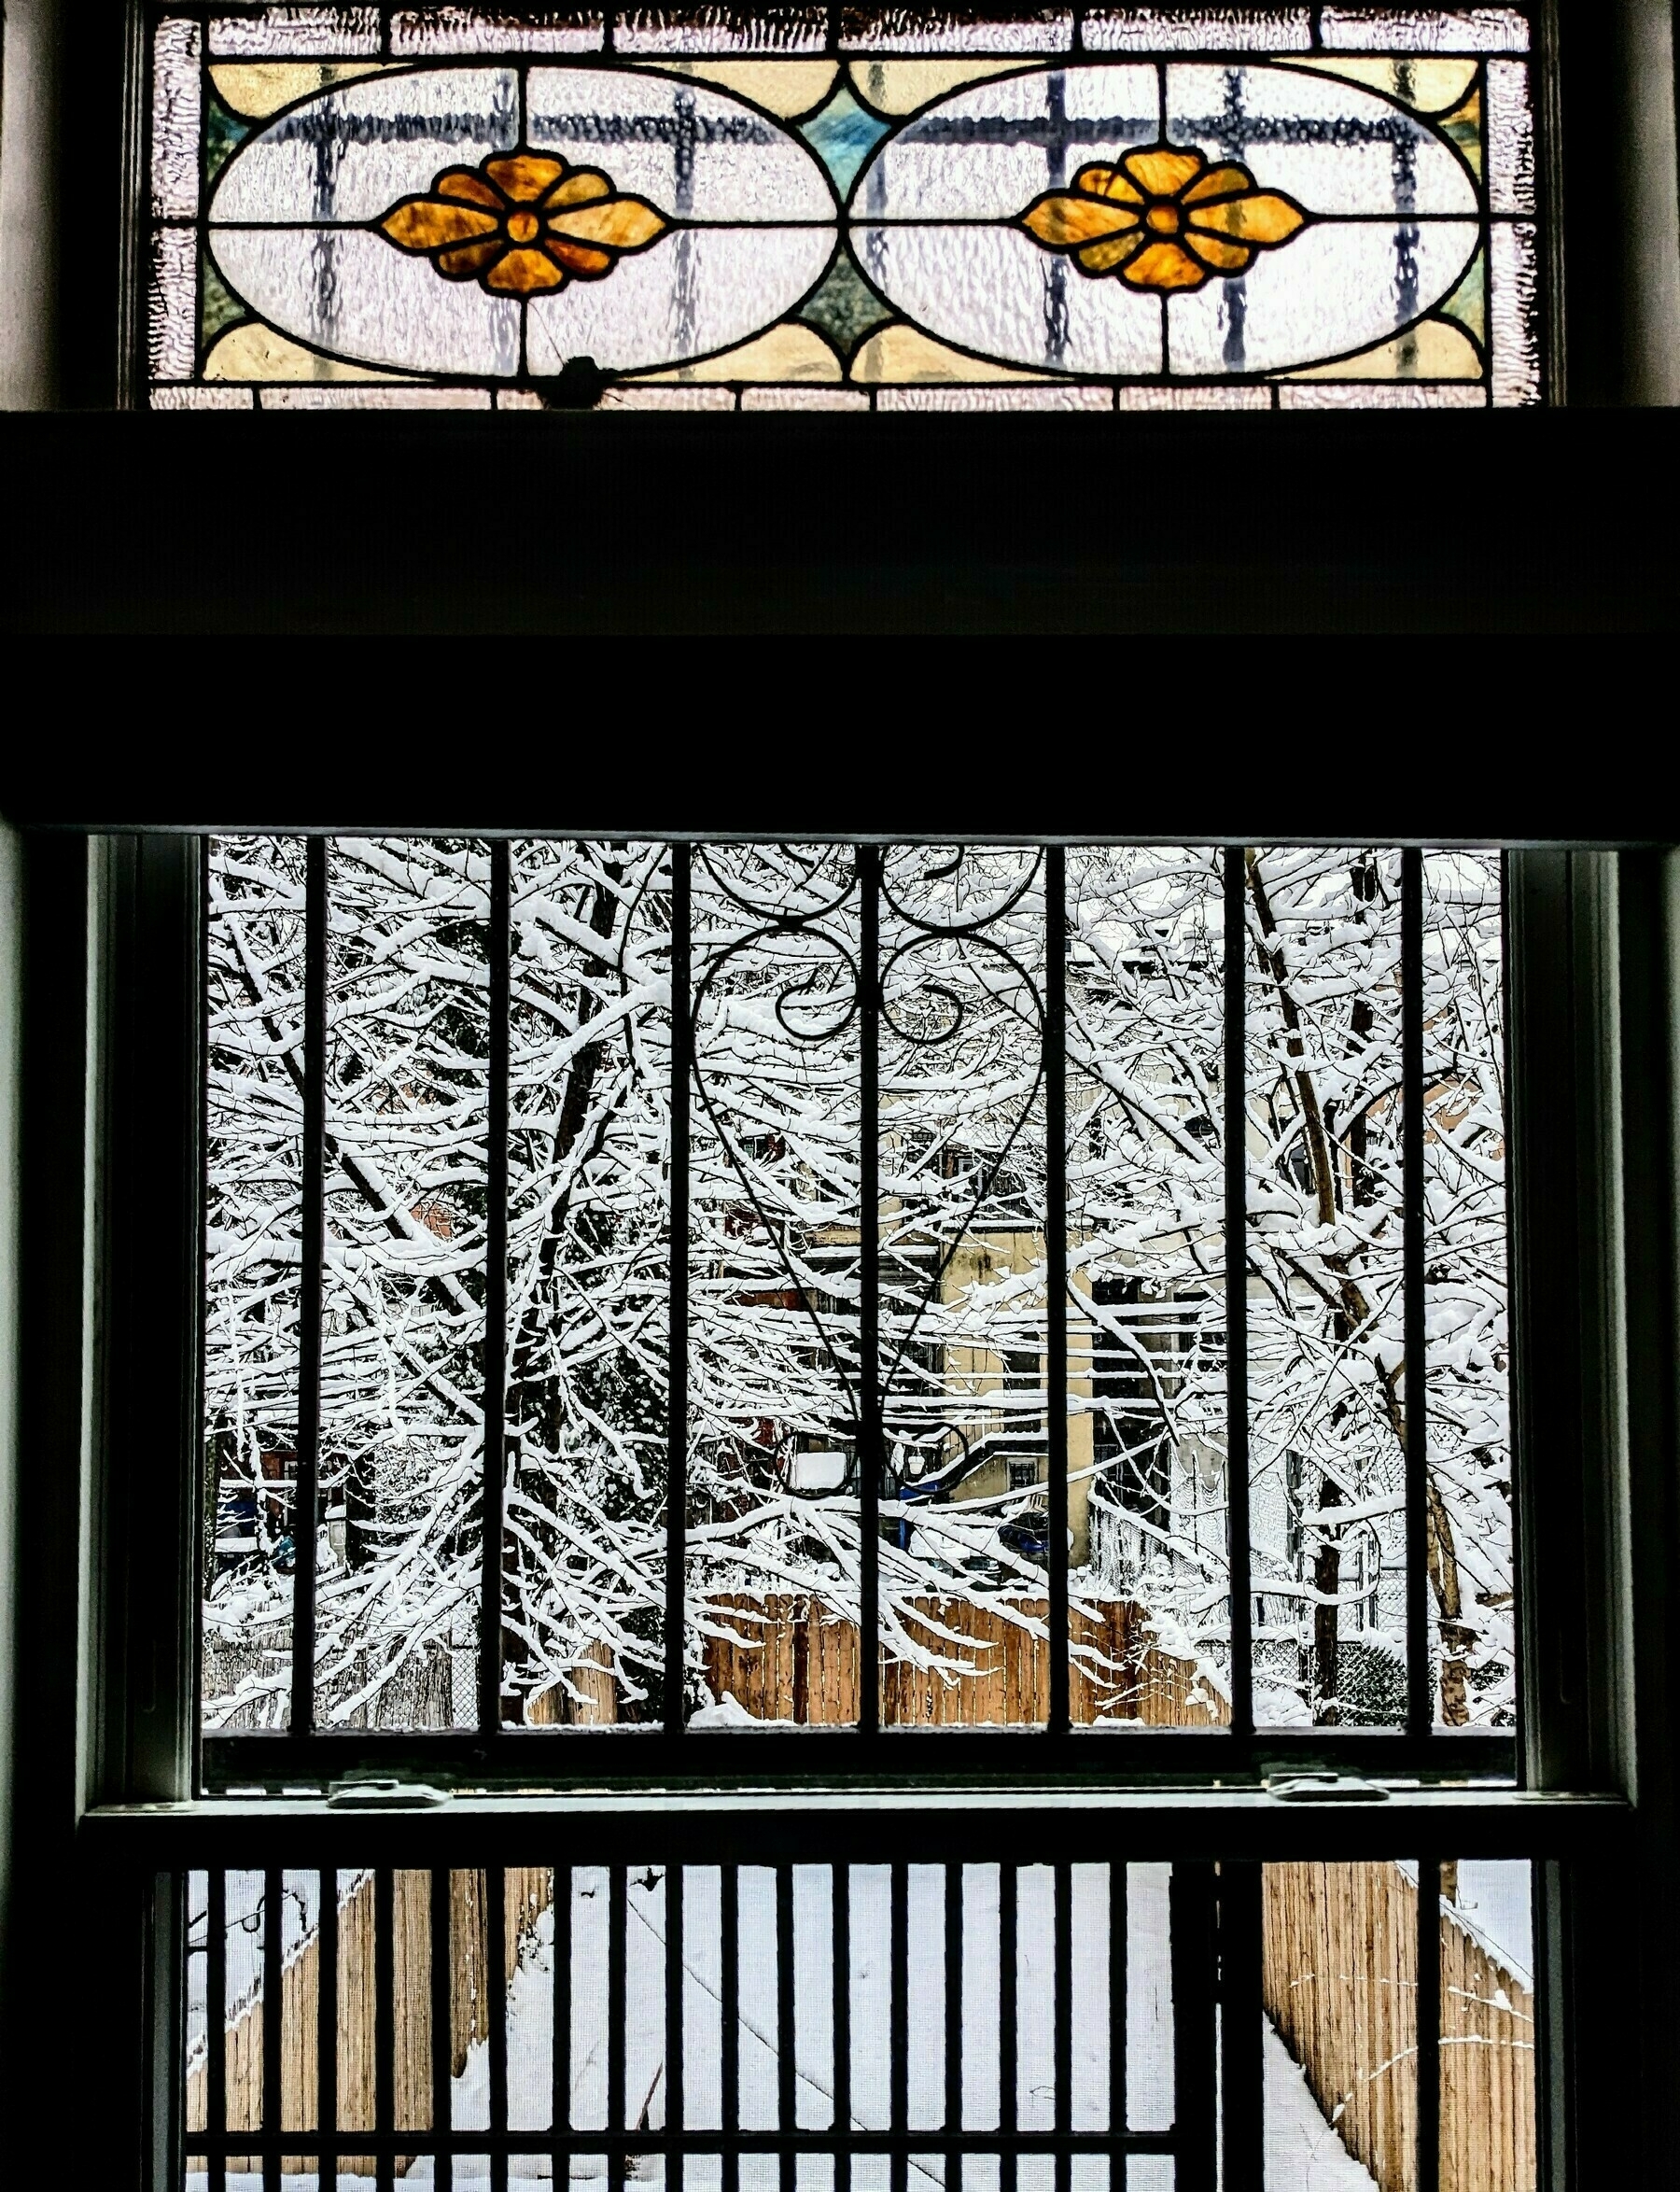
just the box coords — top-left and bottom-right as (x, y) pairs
(319, 841), (488, 1731)
(203, 835), (306, 1731)
(1245, 850), (1408, 1732)
(148, 7), (1540, 410)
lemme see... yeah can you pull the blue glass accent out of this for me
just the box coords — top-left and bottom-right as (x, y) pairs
(799, 84), (890, 199)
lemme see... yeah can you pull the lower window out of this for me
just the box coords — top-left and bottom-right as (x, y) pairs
(180, 1852), (1537, 2192)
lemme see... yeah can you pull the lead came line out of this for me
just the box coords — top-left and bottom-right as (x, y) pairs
(263, 1864), (282, 2192)
(666, 845), (691, 1737)
(859, 847), (881, 1738)
(431, 1868), (455, 2192)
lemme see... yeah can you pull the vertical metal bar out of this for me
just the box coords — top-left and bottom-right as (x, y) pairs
(859, 846), (881, 1737)
(1169, 1865), (1217, 2192)
(1403, 849), (1432, 1738)
(1108, 1864), (1127, 2159)
(666, 845), (692, 1736)
(721, 1866), (740, 2192)
(1224, 848), (1253, 1742)
(553, 1866), (573, 2180)
(1217, 1864), (1264, 2192)
(890, 1861), (908, 2192)
(431, 1871), (454, 2192)
(945, 1862), (962, 2185)
(291, 838), (327, 1736)
(208, 1871), (227, 2192)
(778, 1863), (797, 2192)
(318, 1871), (338, 2192)
(609, 1864), (627, 2192)
(488, 1870), (509, 2192)
(665, 1864), (685, 2192)
(1000, 1864), (1016, 2192)
(1053, 1862), (1071, 2192)
(1045, 847), (1070, 1736)
(1416, 1858), (1441, 2192)
(263, 1867), (283, 2192)
(375, 1869), (395, 2192)
(481, 843), (511, 1736)
(833, 1864), (852, 2192)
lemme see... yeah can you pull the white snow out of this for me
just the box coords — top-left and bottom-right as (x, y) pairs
(1261, 2020), (1377, 2191)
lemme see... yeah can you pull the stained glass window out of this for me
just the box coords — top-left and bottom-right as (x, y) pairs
(148, 6), (1541, 409)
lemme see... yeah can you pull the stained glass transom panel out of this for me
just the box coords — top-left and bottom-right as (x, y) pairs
(148, 7), (1541, 409)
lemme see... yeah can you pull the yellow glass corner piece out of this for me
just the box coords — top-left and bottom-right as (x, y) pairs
(653, 61), (839, 119)
(1283, 318), (1484, 381)
(848, 59), (1030, 115)
(1282, 57), (1479, 117)
(204, 321), (401, 384)
(849, 325), (1052, 385)
(209, 62), (398, 119)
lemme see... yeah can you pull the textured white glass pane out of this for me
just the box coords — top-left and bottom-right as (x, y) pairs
(841, 9), (1075, 53)
(857, 223), (1164, 375)
(151, 19), (202, 218)
(1084, 8), (1311, 50)
(1319, 7), (1530, 49)
(152, 385), (255, 407)
(877, 384), (1113, 408)
(210, 226), (524, 373)
(149, 226), (198, 379)
(1127, 1866), (1173, 2133)
(740, 386), (870, 406)
(1018, 1867), (1055, 2131)
(259, 384), (492, 403)
(856, 65), (1159, 219)
(1069, 1868), (1110, 2132)
(526, 227), (833, 372)
(210, 67), (519, 222)
(1127, 2167), (1173, 2192)
(1115, 383), (1269, 406)
(526, 68), (834, 217)
(1167, 220), (1478, 373)
(617, 7), (830, 53)
(210, 7), (383, 55)
(600, 384), (736, 405)
(1488, 59), (1535, 213)
(962, 1867), (1001, 2131)
(391, 7), (605, 50)
(1167, 63), (1479, 216)
(1490, 218), (1540, 402)
(1278, 380), (1484, 403)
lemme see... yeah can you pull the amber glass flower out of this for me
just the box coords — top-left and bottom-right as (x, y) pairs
(1018, 146), (1306, 291)
(379, 152), (668, 296)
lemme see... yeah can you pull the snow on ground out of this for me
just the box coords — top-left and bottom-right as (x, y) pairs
(1260, 2021), (1377, 2192)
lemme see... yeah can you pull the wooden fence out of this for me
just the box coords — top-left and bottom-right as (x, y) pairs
(187, 1867), (553, 2173)
(1263, 1862), (1536, 2192)
(703, 1595), (1229, 1727)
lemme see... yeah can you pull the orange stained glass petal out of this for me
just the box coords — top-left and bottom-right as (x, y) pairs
(1122, 238), (1207, 289)
(1183, 229), (1252, 271)
(546, 196), (668, 250)
(544, 239), (614, 275)
(436, 237), (507, 276)
(1072, 162), (1144, 204)
(484, 153), (568, 204)
(484, 245), (569, 292)
(1182, 162), (1258, 204)
(1188, 191), (1306, 244)
(433, 168), (506, 209)
(381, 198), (500, 251)
(1076, 230), (1146, 273)
(1021, 192), (1140, 247)
(1121, 148), (1206, 198)
(544, 169), (615, 207)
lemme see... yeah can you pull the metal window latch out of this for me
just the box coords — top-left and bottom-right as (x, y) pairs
(1267, 1773), (1392, 1803)
(327, 1778), (451, 1808)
